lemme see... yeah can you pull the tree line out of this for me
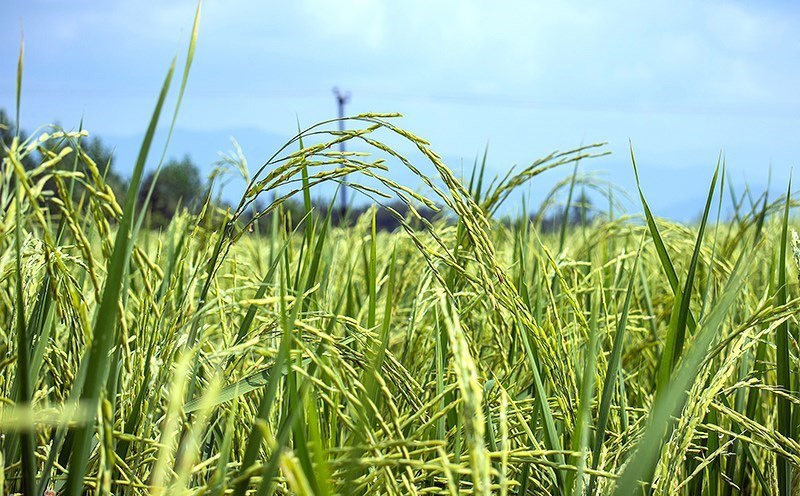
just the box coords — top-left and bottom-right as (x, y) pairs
(2, 109), (591, 233)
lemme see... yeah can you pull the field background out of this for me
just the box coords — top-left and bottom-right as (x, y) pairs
(2, 9), (800, 496)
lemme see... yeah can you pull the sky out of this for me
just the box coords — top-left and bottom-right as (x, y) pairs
(2, 0), (799, 219)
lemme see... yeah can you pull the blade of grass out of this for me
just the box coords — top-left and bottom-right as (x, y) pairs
(517, 312), (566, 493)
(568, 288), (600, 496)
(776, 176), (792, 496)
(15, 29), (22, 138)
(558, 159), (580, 253)
(613, 249), (749, 496)
(14, 162), (36, 496)
(587, 238), (641, 496)
(231, 231), (314, 496)
(63, 59), (176, 496)
(630, 144), (697, 334)
(656, 160), (719, 394)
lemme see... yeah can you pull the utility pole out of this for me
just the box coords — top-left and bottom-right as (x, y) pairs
(333, 87), (351, 217)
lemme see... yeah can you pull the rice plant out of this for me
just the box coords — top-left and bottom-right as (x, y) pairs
(2, 7), (799, 496)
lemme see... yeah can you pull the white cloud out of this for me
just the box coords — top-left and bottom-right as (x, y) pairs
(10, 0), (792, 111)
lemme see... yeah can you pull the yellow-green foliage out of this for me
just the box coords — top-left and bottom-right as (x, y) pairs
(1, 110), (799, 496)
(1, 18), (799, 493)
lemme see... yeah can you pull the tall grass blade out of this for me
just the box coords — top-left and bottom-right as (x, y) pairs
(614, 250), (749, 495)
(776, 176), (792, 496)
(63, 61), (176, 496)
(587, 239), (641, 495)
(656, 161), (719, 394)
(630, 145), (697, 333)
(14, 169), (36, 496)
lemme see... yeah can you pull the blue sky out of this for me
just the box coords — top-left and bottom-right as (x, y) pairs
(2, 0), (799, 219)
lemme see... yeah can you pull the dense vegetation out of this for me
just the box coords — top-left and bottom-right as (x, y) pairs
(2, 10), (800, 496)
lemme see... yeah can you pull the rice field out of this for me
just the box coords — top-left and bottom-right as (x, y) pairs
(2, 9), (800, 496)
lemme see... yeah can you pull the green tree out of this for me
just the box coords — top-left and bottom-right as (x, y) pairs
(138, 154), (202, 226)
